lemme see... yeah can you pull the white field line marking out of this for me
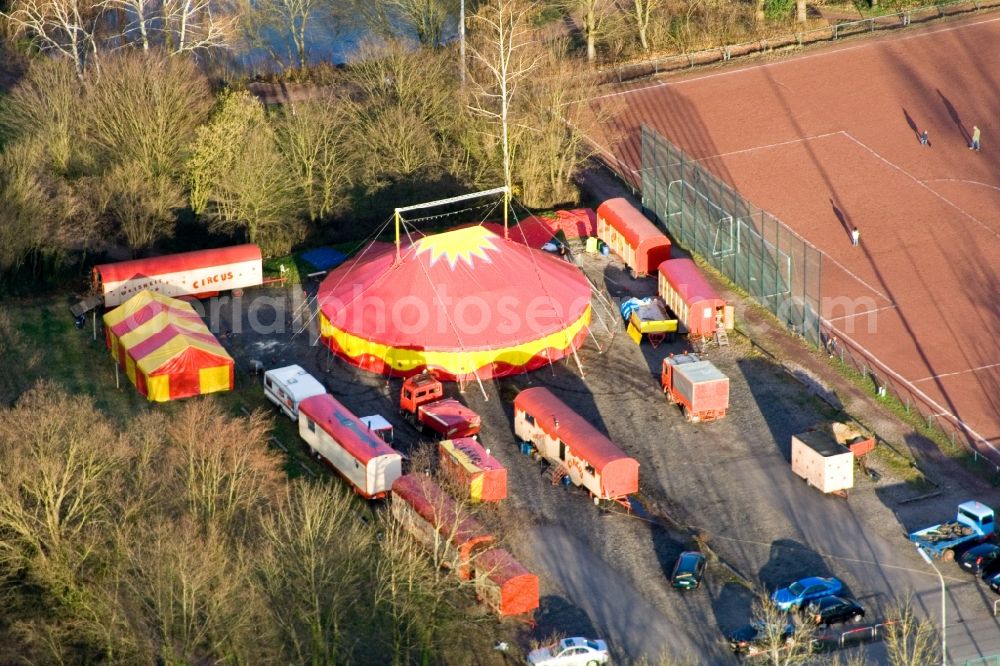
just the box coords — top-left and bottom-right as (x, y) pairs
(610, 129), (895, 304)
(824, 303), (898, 322)
(842, 132), (1000, 242)
(633, 130), (846, 170)
(913, 361), (1000, 384)
(587, 14), (1000, 102)
(829, 326), (1000, 457)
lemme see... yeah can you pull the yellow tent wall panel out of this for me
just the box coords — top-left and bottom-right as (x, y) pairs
(199, 365), (232, 395)
(146, 374), (171, 402)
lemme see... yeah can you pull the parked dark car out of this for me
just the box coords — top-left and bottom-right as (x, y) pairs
(670, 551), (706, 590)
(805, 595), (865, 627)
(987, 571), (1000, 595)
(958, 543), (1000, 577)
(727, 621), (795, 654)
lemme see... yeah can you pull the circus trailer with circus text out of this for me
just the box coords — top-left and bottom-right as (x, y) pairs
(513, 387), (639, 504)
(93, 244), (263, 308)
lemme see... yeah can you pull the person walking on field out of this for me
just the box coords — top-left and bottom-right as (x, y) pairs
(851, 227), (860, 247)
(970, 125), (982, 152)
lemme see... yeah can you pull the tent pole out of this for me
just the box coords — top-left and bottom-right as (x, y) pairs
(394, 209), (402, 262)
(503, 189), (510, 240)
(571, 346), (585, 378)
(584, 325), (604, 353)
(92, 310), (97, 341)
(115, 362), (120, 390)
(473, 370), (488, 401)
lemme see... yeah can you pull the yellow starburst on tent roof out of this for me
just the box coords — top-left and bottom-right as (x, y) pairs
(414, 226), (498, 270)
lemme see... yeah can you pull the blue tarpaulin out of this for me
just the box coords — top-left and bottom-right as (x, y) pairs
(619, 297), (651, 323)
(300, 247), (347, 271)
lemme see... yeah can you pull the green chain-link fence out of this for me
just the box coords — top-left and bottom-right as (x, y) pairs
(639, 125), (822, 346)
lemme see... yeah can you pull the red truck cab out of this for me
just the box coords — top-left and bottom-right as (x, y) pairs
(400, 374), (481, 439)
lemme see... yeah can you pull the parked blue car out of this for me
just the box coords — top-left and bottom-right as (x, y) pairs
(772, 577), (844, 612)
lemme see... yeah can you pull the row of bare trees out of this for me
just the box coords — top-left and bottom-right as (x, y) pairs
(0, 0), (606, 276)
(0, 383), (501, 663)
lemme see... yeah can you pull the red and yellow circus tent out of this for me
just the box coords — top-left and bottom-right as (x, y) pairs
(317, 225), (592, 381)
(103, 291), (234, 401)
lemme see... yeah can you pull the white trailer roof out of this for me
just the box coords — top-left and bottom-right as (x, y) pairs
(264, 365), (326, 400)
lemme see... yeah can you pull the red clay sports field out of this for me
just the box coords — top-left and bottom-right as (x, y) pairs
(586, 13), (1000, 460)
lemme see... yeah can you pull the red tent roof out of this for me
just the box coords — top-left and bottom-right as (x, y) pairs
(299, 394), (400, 465)
(658, 258), (724, 307)
(317, 225), (592, 379)
(391, 474), (492, 548)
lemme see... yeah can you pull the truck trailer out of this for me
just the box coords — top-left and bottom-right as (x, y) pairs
(661, 353), (729, 422)
(790, 430), (854, 496)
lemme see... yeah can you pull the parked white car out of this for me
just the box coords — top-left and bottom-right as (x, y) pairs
(527, 637), (610, 666)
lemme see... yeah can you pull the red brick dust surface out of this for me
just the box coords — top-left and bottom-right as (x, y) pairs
(585, 14), (1000, 455)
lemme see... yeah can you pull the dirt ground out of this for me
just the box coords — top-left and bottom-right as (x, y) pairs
(210, 222), (997, 665)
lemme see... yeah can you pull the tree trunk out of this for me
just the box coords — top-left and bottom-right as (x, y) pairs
(755, 0), (765, 23)
(797, 0), (807, 22)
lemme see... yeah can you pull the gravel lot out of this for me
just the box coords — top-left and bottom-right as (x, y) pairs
(214, 243), (1000, 665)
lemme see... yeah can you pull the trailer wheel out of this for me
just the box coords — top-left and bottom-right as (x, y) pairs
(943, 549), (955, 562)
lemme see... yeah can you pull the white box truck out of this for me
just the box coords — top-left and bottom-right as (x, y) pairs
(791, 430), (854, 495)
(263, 365), (326, 420)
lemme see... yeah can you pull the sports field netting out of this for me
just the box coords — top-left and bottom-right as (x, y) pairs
(640, 125), (822, 346)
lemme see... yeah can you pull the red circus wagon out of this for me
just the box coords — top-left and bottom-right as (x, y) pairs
(513, 387), (639, 505)
(596, 198), (672, 278)
(390, 474), (495, 580)
(473, 548), (539, 618)
(439, 438), (507, 503)
(657, 258), (728, 337)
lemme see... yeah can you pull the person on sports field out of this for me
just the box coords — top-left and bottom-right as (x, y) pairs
(970, 125), (981, 152)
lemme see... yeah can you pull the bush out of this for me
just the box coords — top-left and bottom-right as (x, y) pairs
(765, 0), (795, 21)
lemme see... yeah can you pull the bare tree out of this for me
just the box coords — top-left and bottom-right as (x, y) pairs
(84, 51), (212, 174)
(101, 0), (235, 54)
(744, 593), (818, 665)
(467, 0), (542, 204)
(353, 0), (459, 48)
(258, 481), (372, 664)
(98, 162), (185, 251)
(1, 0), (103, 76)
(0, 57), (83, 173)
(620, 0), (665, 51)
(240, 0), (338, 70)
(513, 46), (616, 207)
(276, 96), (353, 220)
(165, 400), (283, 535)
(187, 91), (305, 254)
(556, 0), (617, 61)
(883, 595), (941, 666)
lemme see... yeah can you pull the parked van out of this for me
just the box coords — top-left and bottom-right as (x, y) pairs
(263, 365), (326, 420)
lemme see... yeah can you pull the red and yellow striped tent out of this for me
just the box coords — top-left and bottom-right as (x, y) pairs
(103, 291), (234, 401)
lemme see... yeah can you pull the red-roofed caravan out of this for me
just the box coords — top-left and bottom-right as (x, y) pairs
(513, 387), (639, 502)
(657, 258), (728, 337)
(103, 291), (234, 401)
(438, 438), (507, 503)
(596, 198), (671, 278)
(94, 244), (263, 308)
(473, 548), (539, 617)
(298, 394), (403, 499)
(390, 474), (494, 579)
